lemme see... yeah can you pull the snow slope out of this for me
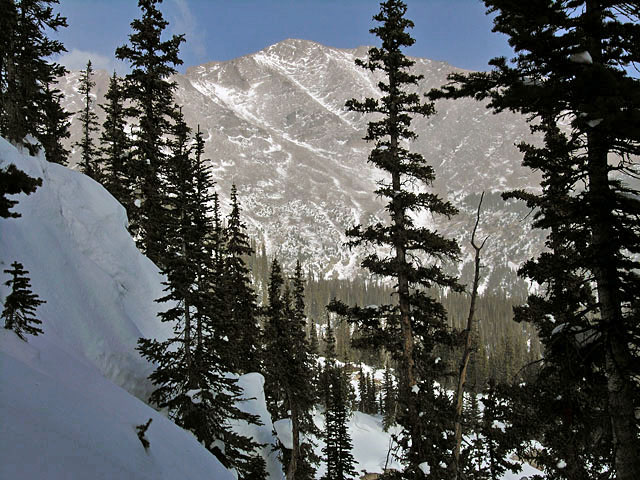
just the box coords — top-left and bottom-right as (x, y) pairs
(0, 138), (250, 479)
(0, 137), (169, 401)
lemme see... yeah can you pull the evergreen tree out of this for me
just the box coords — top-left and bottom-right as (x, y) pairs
(330, 1), (462, 475)
(322, 359), (357, 480)
(115, 0), (184, 265)
(262, 259), (289, 419)
(37, 80), (70, 165)
(318, 317), (338, 410)
(100, 72), (132, 210)
(0, 0), (67, 155)
(75, 60), (101, 180)
(431, 2), (640, 477)
(0, 163), (41, 218)
(382, 362), (397, 431)
(2, 261), (45, 340)
(262, 259), (318, 480)
(224, 184), (261, 374)
(357, 365), (367, 413)
(137, 110), (262, 477)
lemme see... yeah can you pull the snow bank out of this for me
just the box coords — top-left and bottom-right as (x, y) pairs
(233, 373), (284, 479)
(0, 139), (234, 479)
(0, 137), (170, 401)
(0, 329), (233, 480)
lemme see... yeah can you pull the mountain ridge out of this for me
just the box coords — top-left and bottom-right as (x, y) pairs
(59, 38), (543, 287)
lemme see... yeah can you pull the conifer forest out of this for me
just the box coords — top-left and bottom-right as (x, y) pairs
(0, 1), (639, 479)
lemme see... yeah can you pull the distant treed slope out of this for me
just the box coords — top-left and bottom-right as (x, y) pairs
(59, 39), (543, 287)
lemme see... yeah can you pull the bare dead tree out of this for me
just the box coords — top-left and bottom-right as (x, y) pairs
(452, 192), (489, 479)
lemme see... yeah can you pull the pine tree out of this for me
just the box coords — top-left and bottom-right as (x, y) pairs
(430, 2), (640, 477)
(382, 362), (397, 431)
(329, 1), (462, 475)
(75, 60), (101, 180)
(2, 261), (45, 340)
(357, 365), (367, 413)
(322, 359), (357, 480)
(37, 80), (70, 165)
(0, 164), (41, 218)
(288, 260), (320, 480)
(262, 259), (319, 480)
(262, 259), (289, 420)
(318, 317), (338, 410)
(100, 72), (132, 210)
(137, 110), (262, 477)
(115, 0), (184, 265)
(0, 0), (67, 155)
(224, 185), (261, 374)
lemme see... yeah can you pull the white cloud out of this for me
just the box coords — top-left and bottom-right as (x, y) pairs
(169, 0), (206, 61)
(57, 48), (128, 75)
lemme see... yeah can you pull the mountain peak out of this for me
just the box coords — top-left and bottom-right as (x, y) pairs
(60, 39), (540, 282)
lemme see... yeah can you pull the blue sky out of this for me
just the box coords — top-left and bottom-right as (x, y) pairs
(54, 0), (514, 74)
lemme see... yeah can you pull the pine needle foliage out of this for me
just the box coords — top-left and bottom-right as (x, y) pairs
(429, 2), (640, 477)
(0, 0), (68, 157)
(2, 261), (45, 340)
(115, 0), (184, 265)
(330, 1), (462, 475)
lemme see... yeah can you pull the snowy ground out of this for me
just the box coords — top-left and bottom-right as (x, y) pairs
(0, 138), (252, 479)
(0, 138), (542, 479)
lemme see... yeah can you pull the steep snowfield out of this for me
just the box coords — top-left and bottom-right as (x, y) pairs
(0, 329), (234, 480)
(0, 137), (169, 401)
(0, 139), (251, 479)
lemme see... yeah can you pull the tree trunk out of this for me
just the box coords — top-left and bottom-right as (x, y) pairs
(286, 401), (299, 480)
(584, 2), (640, 475)
(452, 192), (487, 479)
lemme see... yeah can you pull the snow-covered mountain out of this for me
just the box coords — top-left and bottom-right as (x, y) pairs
(59, 38), (544, 286)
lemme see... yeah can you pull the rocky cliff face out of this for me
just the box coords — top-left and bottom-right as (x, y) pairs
(59, 38), (544, 289)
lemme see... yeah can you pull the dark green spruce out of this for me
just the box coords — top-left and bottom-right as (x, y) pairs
(0, 164), (41, 219)
(223, 185), (261, 374)
(75, 60), (101, 181)
(322, 358), (357, 480)
(100, 72), (132, 211)
(262, 259), (319, 480)
(0, 0), (68, 158)
(2, 261), (45, 340)
(137, 111), (263, 478)
(430, 2), (640, 478)
(115, 0), (184, 265)
(329, 1), (462, 476)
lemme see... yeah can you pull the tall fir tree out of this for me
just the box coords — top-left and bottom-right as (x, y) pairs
(322, 358), (357, 480)
(262, 259), (319, 480)
(262, 259), (289, 419)
(137, 110), (263, 478)
(329, 1), (462, 476)
(381, 362), (397, 431)
(2, 261), (45, 340)
(75, 60), (101, 180)
(318, 316), (338, 410)
(100, 72), (132, 211)
(0, 0), (68, 156)
(115, 0), (184, 265)
(287, 260), (320, 480)
(223, 184), (261, 374)
(430, 2), (640, 478)
(37, 80), (70, 165)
